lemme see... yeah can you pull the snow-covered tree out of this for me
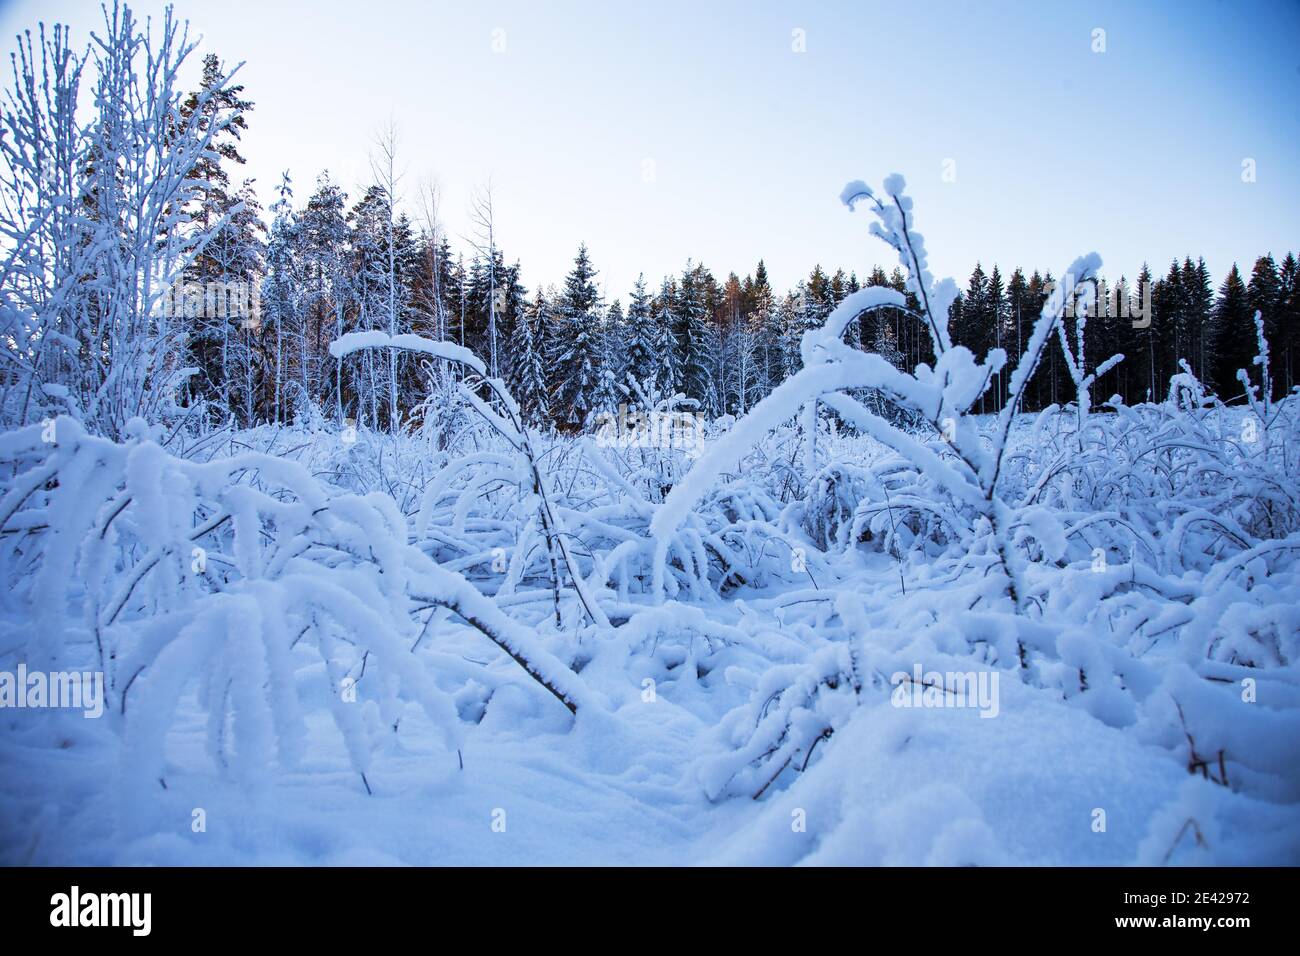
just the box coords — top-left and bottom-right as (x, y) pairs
(623, 275), (657, 388)
(262, 172), (299, 424)
(296, 173), (351, 418)
(675, 262), (715, 408)
(550, 244), (602, 426)
(651, 276), (681, 396)
(506, 289), (550, 425)
(598, 298), (627, 414)
(177, 52), (265, 424)
(0, 6), (250, 437)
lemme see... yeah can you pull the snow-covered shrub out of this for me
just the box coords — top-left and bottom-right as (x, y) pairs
(595, 374), (706, 503)
(794, 463), (875, 552)
(682, 175), (1300, 816)
(331, 331), (612, 630)
(0, 414), (595, 822)
(700, 640), (862, 800)
(649, 175), (1104, 614)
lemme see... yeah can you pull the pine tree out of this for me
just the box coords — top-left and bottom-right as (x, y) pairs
(262, 172), (298, 424)
(1127, 263), (1155, 402)
(955, 263), (988, 356)
(857, 266), (891, 354)
(1163, 260), (1190, 376)
(177, 52), (263, 422)
(753, 259), (772, 301)
(1247, 254), (1282, 399)
(598, 298), (626, 413)
(550, 244), (603, 425)
(653, 276), (681, 395)
(1007, 268), (1029, 367)
(179, 53), (252, 238)
(748, 261), (779, 399)
(1185, 258), (1213, 383)
(676, 261), (714, 407)
(1109, 272), (1141, 406)
(213, 178), (267, 424)
(506, 290), (550, 425)
(829, 268), (848, 308)
(298, 173), (351, 417)
(1277, 252), (1299, 395)
(1210, 264), (1254, 400)
(986, 265), (1006, 412)
(347, 185), (415, 427)
(624, 275), (656, 388)
(432, 236), (461, 343)
(499, 261), (527, 353)
(1036, 269), (1061, 406)
(714, 272), (745, 415)
(803, 265), (832, 334)
(777, 290), (803, 381)
(1089, 272), (1126, 407)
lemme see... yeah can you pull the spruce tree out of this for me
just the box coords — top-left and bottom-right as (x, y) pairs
(262, 172), (298, 424)
(804, 265), (832, 334)
(676, 262), (714, 406)
(178, 52), (262, 421)
(748, 262), (778, 397)
(624, 275), (656, 389)
(298, 173), (350, 416)
(653, 276), (681, 395)
(1277, 252), (1299, 395)
(506, 290), (550, 425)
(986, 265), (1006, 412)
(1186, 258), (1213, 382)
(1247, 254), (1282, 398)
(598, 298), (626, 413)
(1210, 264), (1254, 400)
(550, 244), (602, 425)
(955, 263), (988, 355)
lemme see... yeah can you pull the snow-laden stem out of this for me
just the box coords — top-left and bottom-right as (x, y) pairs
(653, 176), (1103, 612)
(330, 331), (610, 630)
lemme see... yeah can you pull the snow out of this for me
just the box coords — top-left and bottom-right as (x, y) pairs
(328, 331), (487, 376)
(5, 526), (1298, 865)
(3, 403), (1299, 864)
(2, 175), (1299, 868)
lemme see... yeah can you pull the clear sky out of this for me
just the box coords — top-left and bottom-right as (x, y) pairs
(2, 0), (1298, 300)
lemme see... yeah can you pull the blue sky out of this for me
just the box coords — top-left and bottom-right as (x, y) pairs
(2, 0), (1298, 299)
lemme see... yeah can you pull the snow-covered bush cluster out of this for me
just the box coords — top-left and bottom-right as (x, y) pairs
(2, 168), (1297, 866)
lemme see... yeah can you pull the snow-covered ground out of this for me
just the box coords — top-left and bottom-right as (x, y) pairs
(4, 549), (1297, 866)
(2, 400), (1298, 866)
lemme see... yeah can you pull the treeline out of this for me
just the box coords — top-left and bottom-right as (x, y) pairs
(235, 196), (1300, 430)
(948, 255), (1299, 414)
(143, 55), (1300, 431)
